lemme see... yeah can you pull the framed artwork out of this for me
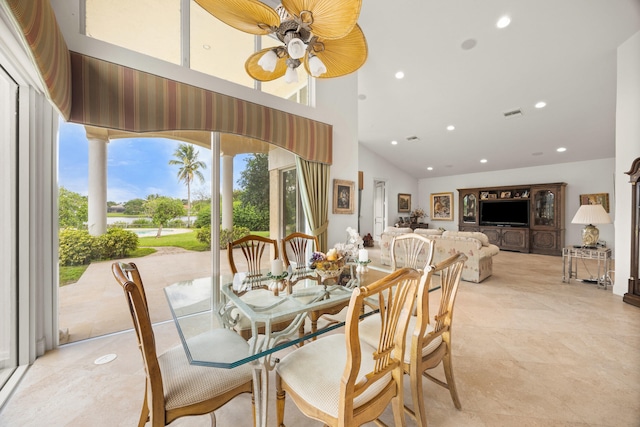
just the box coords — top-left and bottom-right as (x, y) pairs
(430, 192), (454, 221)
(333, 179), (355, 214)
(579, 193), (610, 212)
(398, 193), (411, 213)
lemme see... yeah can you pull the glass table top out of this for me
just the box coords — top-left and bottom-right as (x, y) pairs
(164, 265), (439, 368)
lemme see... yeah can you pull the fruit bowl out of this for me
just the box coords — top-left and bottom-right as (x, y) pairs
(312, 257), (345, 281)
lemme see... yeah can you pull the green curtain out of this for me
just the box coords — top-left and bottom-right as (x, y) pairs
(296, 157), (330, 253)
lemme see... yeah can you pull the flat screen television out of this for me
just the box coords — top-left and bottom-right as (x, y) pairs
(479, 199), (530, 226)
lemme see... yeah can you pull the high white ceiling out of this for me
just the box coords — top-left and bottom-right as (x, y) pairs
(355, 0), (640, 178)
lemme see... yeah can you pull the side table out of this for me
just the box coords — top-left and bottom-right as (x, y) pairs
(562, 246), (612, 289)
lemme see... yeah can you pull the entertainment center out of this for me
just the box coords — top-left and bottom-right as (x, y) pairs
(458, 182), (566, 255)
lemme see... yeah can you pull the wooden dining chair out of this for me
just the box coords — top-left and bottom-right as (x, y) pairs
(275, 268), (422, 427)
(359, 252), (467, 427)
(281, 232), (318, 281)
(390, 233), (435, 271)
(227, 234), (293, 339)
(111, 262), (254, 427)
(227, 234), (279, 278)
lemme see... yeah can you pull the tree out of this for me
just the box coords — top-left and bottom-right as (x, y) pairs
(59, 187), (88, 229)
(123, 198), (146, 215)
(238, 153), (269, 211)
(144, 197), (185, 237)
(168, 143), (206, 227)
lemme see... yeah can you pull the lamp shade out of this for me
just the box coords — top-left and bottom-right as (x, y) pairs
(286, 37), (306, 59)
(571, 204), (611, 225)
(284, 66), (299, 83)
(257, 49), (278, 72)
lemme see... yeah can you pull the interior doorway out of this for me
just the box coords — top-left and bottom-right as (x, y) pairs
(373, 180), (386, 242)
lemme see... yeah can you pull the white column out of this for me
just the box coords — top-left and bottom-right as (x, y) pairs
(87, 136), (108, 236)
(222, 154), (234, 230)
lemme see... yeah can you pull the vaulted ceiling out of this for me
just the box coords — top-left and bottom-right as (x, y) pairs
(355, 0), (640, 178)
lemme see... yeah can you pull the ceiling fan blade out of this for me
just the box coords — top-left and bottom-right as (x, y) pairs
(305, 24), (367, 78)
(281, 0), (362, 40)
(195, 0), (280, 35)
(245, 48), (288, 81)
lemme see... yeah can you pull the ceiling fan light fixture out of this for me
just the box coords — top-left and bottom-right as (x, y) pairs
(257, 49), (278, 72)
(308, 55), (327, 77)
(285, 66), (299, 83)
(286, 37), (306, 59)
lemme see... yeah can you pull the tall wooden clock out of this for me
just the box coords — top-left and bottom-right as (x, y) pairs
(625, 157), (640, 307)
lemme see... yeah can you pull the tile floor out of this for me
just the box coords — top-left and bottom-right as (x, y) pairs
(1, 249), (640, 426)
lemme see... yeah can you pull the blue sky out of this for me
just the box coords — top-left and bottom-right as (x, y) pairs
(58, 120), (248, 203)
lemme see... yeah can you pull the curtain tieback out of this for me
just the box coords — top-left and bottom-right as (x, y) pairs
(312, 222), (328, 236)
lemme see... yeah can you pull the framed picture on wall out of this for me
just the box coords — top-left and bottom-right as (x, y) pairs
(398, 193), (411, 213)
(430, 192), (454, 221)
(579, 193), (610, 212)
(333, 179), (355, 214)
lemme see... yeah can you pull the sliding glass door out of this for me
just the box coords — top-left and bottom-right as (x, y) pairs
(0, 65), (18, 389)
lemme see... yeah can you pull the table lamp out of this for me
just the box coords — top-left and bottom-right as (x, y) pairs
(571, 204), (611, 247)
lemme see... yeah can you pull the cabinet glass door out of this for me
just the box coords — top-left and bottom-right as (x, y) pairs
(462, 194), (477, 223)
(533, 190), (555, 226)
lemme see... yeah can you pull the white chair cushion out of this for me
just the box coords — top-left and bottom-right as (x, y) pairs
(276, 334), (392, 418)
(159, 330), (253, 411)
(359, 315), (442, 365)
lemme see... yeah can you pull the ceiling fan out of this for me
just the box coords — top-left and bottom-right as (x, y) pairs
(195, 0), (368, 83)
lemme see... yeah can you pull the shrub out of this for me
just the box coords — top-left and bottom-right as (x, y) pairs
(195, 225), (250, 249)
(193, 204), (211, 228)
(109, 221), (128, 229)
(95, 228), (139, 259)
(59, 228), (98, 266)
(131, 218), (153, 228)
(221, 225), (250, 249)
(233, 203), (268, 231)
(196, 225), (211, 248)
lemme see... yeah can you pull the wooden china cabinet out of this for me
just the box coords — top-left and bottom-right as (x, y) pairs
(458, 182), (566, 255)
(624, 157), (640, 307)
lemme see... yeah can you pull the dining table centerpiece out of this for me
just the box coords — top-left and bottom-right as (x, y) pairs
(309, 248), (346, 281)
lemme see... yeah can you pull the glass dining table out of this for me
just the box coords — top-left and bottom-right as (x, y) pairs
(164, 264), (393, 427)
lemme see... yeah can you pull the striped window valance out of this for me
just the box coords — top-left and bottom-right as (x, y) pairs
(69, 53), (333, 164)
(6, 0), (72, 119)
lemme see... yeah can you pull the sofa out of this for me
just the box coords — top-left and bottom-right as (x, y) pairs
(379, 227), (500, 283)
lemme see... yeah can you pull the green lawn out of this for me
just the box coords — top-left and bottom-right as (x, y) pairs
(138, 230), (210, 251)
(59, 229), (269, 285)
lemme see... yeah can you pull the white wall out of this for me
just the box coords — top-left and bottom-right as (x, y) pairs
(614, 31), (640, 297)
(314, 75), (360, 247)
(358, 144), (419, 236)
(417, 159), (616, 252)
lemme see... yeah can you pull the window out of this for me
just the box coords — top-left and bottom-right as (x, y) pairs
(84, 0), (310, 104)
(0, 66), (18, 390)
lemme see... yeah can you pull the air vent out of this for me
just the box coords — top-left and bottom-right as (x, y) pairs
(406, 135), (420, 142)
(503, 109), (523, 118)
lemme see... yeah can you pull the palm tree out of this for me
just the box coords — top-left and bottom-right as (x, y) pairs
(168, 143), (206, 227)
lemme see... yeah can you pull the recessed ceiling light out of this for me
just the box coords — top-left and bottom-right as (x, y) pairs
(447, 125), (455, 131)
(391, 140), (398, 145)
(395, 71), (404, 79)
(480, 159), (488, 163)
(557, 147), (566, 152)
(535, 101), (547, 109)
(427, 167), (433, 171)
(496, 15), (511, 29)
(203, 44), (211, 50)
